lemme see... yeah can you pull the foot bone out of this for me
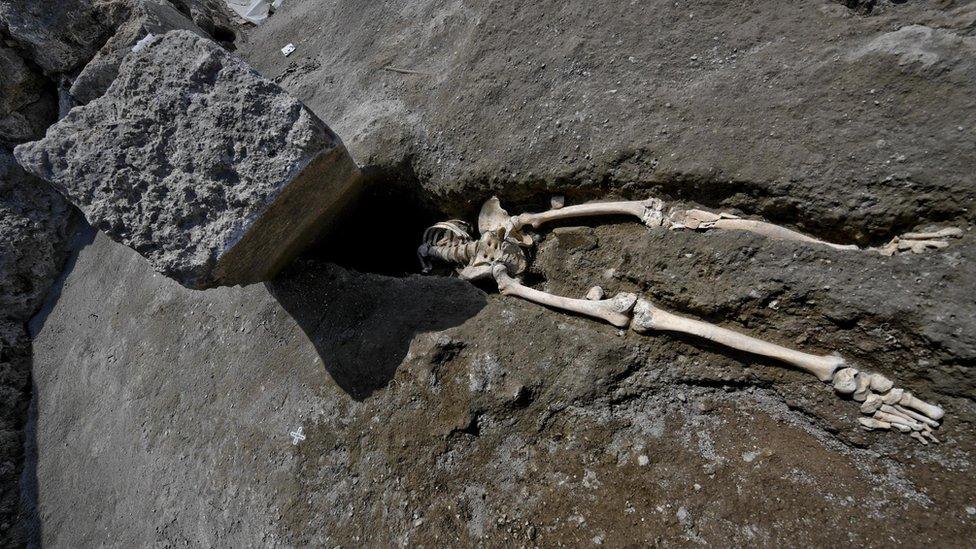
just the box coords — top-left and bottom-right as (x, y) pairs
(877, 227), (963, 256)
(488, 265), (945, 444)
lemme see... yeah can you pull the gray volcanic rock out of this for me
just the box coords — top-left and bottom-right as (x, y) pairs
(15, 31), (361, 289)
(0, 47), (57, 146)
(0, 149), (71, 321)
(0, 148), (71, 547)
(70, 1), (209, 105)
(0, 0), (123, 75)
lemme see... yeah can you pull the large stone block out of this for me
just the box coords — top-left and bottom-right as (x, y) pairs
(14, 31), (361, 289)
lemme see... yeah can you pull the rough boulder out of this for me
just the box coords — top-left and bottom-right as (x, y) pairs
(15, 30), (361, 289)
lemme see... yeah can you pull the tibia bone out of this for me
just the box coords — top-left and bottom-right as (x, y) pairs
(491, 265), (637, 328)
(669, 209), (859, 251)
(630, 298), (844, 382)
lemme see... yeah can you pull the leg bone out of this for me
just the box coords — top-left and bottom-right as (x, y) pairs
(669, 209), (859, 251)
(514, 198), (667, 230)
(491, 265), (637, 328)
(630, 298), (844, 381)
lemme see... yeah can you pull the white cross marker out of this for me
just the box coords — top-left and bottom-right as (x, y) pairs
(289, 426), (306, 445)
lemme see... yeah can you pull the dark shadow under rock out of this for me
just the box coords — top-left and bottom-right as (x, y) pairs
(268, 261), (486, 400)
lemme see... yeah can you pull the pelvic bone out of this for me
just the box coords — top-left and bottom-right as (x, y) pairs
(417, 195), (955, 443)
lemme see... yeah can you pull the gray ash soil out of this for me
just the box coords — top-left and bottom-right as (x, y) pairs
(27, 228), (976, 546)
(16, 0), (976, 546)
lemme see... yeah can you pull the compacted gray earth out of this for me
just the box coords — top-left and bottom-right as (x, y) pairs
(3, 0), (976, 546)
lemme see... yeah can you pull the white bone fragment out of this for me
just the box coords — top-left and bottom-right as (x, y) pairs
(514, 198), (667, 230)
(631, 299), (844, 381)
(853, 372), (872, 401)
(900, 227), (963, 240)
(670, 209), (859, 251)
(478, 196), (514, 234)
(861, 394), (883, 414)
(478, 197), (532, 245)
(882, 388), (904, 405)
(892, 404), (940, 428)
(910, 431), (929, 445)
(877, 227), (963, 256)
(551, 195), (565, 209)
(586, 286), (605, 300)
(492, 265), (636, 328)
(879, 405), (925, 430)
(858, 417), (891, 431)
(869, 373), (894, 393)
(898, 391), (945, 421)
(832, 367), (859, 394)
(874, 410), (921, 430)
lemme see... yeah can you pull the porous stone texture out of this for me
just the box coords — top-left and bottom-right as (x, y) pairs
(0, 46), (57, 146)
(0, 0), (124, 75)
(69, 1), (209, 105)
(16, 30), (361, 289)
(0, 148), (71, 547)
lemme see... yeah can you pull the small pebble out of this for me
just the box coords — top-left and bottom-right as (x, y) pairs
(638, 455), (650, 466)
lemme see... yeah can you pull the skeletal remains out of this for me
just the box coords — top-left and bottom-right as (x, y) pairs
(418, 196), (964, 444)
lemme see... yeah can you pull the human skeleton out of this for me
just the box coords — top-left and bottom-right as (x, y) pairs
(418, 196), (963, 444)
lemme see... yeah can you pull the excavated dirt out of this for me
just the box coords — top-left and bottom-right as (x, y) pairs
(14, 0), (976, 546)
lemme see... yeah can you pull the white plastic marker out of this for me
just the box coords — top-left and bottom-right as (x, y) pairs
(289, 426), (306, 444)
(281, 43), (295, 56)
